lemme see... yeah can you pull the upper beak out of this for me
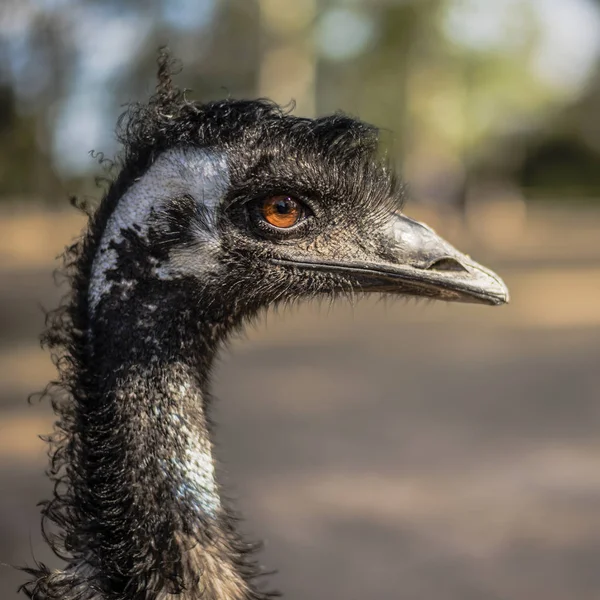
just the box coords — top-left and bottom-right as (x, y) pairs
(274, 213), (509, 306)
(366, 213), (510, 305)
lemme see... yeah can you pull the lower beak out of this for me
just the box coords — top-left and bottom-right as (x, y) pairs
(275, 214), (509, 306)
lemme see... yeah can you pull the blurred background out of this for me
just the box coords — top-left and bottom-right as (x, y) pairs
(1, 0), (600, 598)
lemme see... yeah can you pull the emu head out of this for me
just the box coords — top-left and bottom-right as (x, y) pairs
(89, 99), (508, 330)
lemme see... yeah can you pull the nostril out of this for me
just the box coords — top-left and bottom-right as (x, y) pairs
(426, 257), (467, 272)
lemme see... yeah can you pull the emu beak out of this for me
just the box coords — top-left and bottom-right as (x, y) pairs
(275, 213), (509, 305)
(364, 213), (510, 306)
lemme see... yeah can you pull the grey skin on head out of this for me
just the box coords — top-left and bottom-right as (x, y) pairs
(21, 54), (508, 600)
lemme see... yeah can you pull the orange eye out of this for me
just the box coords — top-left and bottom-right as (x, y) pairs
(262, 196), (303, 228)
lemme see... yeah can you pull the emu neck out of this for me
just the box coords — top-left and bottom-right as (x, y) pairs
(66, 147), (263, 598)
(88, 338), (221, 519)
(79, 285), (251, 598)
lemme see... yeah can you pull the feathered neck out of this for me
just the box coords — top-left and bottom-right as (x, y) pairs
(74, 284), (254, 598)
(22, 258), (273, 599)
(20, 171), (274, 599)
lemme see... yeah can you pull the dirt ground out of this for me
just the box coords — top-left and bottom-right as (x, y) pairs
(1, 205), (599, 599)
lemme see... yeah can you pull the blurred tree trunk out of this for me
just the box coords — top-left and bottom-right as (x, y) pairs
(258, 0), (317, 117)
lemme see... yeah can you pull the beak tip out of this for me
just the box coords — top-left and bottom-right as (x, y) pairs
(479, 274), (510, 307)
(494, 293), (510, 306)
(487, 280), (510, 306)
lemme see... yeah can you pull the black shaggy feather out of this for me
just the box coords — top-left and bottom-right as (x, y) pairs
(19, 50), (405, 600)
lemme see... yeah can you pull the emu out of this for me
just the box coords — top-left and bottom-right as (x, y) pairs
(21, 56), (508, 599)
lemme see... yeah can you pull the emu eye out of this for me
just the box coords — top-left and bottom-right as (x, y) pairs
(261, 196), (304, 229)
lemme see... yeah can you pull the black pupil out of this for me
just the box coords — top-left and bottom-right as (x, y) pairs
(275, 198), (293, 214)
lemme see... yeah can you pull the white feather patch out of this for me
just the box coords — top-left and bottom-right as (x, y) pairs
(89, 147), (229, 312)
